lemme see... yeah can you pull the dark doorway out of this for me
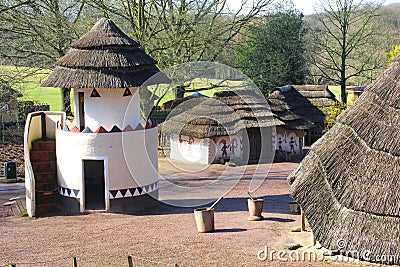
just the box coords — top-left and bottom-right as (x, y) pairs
(84, 160), (105, 210)
(247, 128), (262, 163)
(78, 92), (85, 131)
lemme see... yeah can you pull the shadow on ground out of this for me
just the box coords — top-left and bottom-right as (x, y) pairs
(132, 193), (294, 217)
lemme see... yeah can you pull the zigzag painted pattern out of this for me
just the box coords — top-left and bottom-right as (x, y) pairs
(58, 182), (158, 199)
(109, 182), (158, 199)
(59, 186), (81, 198)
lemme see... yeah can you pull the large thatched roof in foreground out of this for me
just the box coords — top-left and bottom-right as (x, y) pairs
(41, 18), (169, 89)
(288, 58), (400, 265)
(268, 86), (327, 124)
(162, 90), (283, 139)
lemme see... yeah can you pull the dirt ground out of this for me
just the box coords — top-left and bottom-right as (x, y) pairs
(0, 159), (390, 267)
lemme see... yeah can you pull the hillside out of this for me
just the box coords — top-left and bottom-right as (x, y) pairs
(0, 66), (67, 111)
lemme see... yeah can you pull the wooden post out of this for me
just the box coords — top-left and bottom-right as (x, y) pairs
(72, 257), (77, 267)
(301, 208), (306, 232)
(127, 255), (133, 267)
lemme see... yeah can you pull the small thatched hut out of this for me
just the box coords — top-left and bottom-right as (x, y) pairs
(162, 90), (282, 164)
(268, 86), (331, 145)
(25, 18), (168, 216)
(288, 58), (400, 265)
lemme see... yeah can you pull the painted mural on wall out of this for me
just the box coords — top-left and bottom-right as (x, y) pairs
(276, 130), (302, 154)
(170, 132), (244, 164)
(170, 133), (243, 164)
(170, 134), (207, 163)
(214, 133), (243, 161)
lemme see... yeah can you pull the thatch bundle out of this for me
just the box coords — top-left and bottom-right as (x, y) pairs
(41, 18), (169, 89)
(288, 58), (400, 265)
(162, 90), (282, 139)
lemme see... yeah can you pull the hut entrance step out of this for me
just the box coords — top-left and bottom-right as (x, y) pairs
(30, 139), (61, 216)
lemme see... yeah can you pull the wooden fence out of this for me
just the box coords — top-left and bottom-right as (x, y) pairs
(4, 255), (179, 267)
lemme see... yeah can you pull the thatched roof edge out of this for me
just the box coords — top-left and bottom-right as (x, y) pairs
(288, 59), (400, 265)
(41, 66), (167, 88)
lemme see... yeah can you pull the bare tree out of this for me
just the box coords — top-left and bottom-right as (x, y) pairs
(0, 0), (34, 13)
(308, 0), (384, 104)
(0, 0), (277, 111)
(0, 0), (91, 115)
(86, 0), (276, 68)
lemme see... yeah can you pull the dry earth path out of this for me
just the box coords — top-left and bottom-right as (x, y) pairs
(0, 160), (388, 266)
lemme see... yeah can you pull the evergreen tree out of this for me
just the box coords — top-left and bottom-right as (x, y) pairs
(237, 8), (306, 95)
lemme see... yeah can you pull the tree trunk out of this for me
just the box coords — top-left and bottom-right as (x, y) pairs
(175, 85), (185, 99)
(341, 44), (347, 104)
(340, 83), (347, 104)
(61, 87), (73, 116)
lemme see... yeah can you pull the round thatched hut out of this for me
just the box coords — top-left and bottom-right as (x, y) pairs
(162, 90), (282, 164)
(268, 85), (333, 145)
(37, 18), (168, 214)
(288, 58), (400, 264)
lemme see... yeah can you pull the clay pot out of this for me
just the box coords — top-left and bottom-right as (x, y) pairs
(194, 208), (214, 233)
(248, 199), (264, 221)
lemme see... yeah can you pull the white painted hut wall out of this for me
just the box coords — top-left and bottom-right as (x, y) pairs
(170, 134), (210, 164)
(45, 113), (65, 139)
(56, 128), (158, 192)
(169, 133), (244, 164)
(25, 115), (42, 218)
(25, 112), (65, 218)
(214, 134), (242, 161)
(73, 88), (140, 131)
(276, 128), (302, 154)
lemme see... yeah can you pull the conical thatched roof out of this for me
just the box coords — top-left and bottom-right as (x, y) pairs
(268, 86), (327, 124)
(162, 90), (282, 139)
(41, 18), (168, 89)
(288, 58), (400, 265)
(292, 85), (337, 108)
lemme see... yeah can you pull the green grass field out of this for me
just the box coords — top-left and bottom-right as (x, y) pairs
(1, 65), (354, 110)
(0, 66), (70, 111)
(329, 85), (354, 105)
(1, 67), (232, 110)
